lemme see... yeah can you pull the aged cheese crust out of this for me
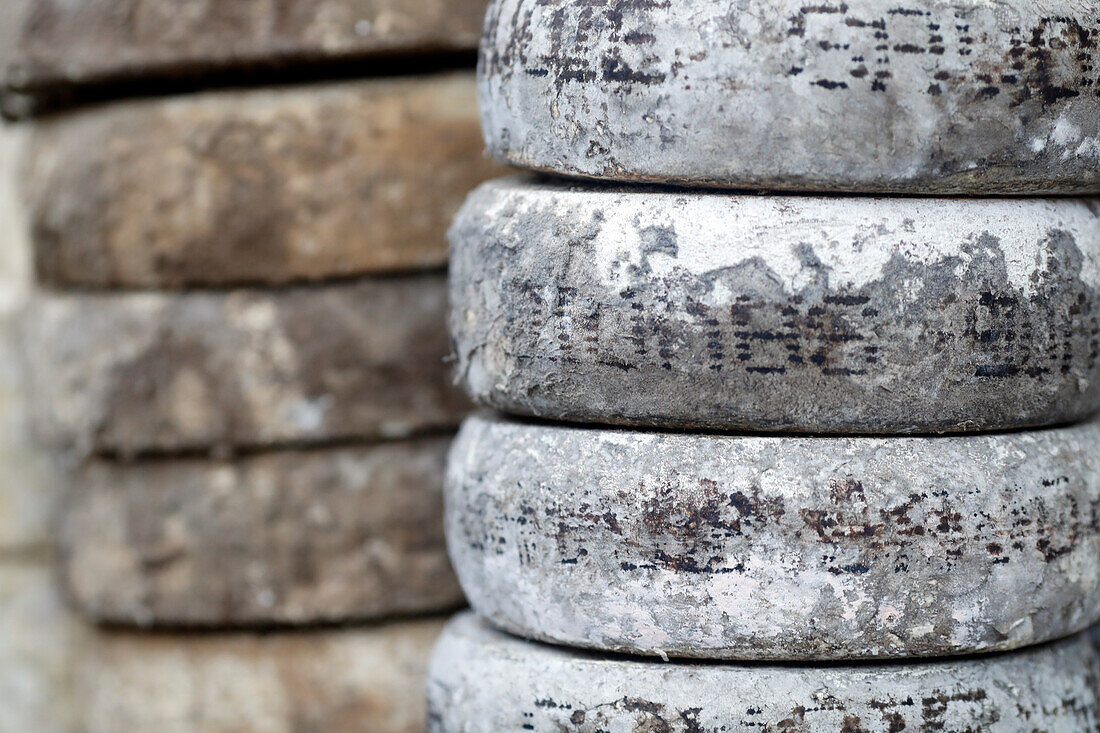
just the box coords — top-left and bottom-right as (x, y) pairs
(480, 0), (1100, 193)
(427, 614), (1100, 732)
(450, 178), (1100, 433)
(446, 413), (1100, 660)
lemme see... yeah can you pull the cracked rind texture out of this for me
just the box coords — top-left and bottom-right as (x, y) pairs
(449, 179), (1100, 433)
(446, 414), (1100, 660)
(77, 617), (444, 733)
(2, 0), (485, 98)
(23, 276), (469, 455)
(480, 0), (1100, 194)
(60, 437), (461, 627)
(427, 614), (1100, 733)
(25, 74), (502, 288)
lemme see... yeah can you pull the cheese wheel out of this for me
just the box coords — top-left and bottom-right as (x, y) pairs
(446, 413), (1100, 660)
(450, 178), (1100, 433)
(427, 614), (1100, 732)
(479, 0), (1100, 193)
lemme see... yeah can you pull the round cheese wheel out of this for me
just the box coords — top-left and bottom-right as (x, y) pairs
(446, 413), (1100, 660)
(450, 178), (1100, 433)
(480, 0), (1100, 193)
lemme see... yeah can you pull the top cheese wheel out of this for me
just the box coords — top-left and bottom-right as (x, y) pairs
(479, 0), (1100, 194)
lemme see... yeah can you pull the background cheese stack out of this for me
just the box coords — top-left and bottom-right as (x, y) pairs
(431, 0), (1100, 729)
(1, 1), (502, 730)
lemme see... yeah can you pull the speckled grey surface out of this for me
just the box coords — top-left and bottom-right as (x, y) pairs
(449, 178), (1100, 433)
(446, 413), (1100, 660)
(479, 0), (1100, 194)
(428, 613), (1100, 732)
(22, 276), (470, 455)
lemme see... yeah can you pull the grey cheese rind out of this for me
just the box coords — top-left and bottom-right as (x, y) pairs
(445, 413), (1100, 660)
(449, 179), (1100, 433)
(24, 276), (469, 455)
(427, 614), (1100, 733)
(60, 438), (461, 627)
(480, 0), (1100, 194)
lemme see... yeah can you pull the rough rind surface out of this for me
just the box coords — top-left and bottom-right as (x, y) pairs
(3, 0), (486, 98)
(447, 414), (1100, 660)
(60, 437), (461, 627)
(428, 614), (1100, 732)
(480, 0), (1100, 194)
(78, 617), (444, 733)
(25, 74), (503, 288)
(450, 179), (1100, 433)
(24, 276), (469, 455)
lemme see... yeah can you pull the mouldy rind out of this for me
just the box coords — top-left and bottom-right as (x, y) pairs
(427, 614), (1100, 732)
(445, 413), (1100, 660)
(479, 0), (1100, 194)
(449, 178), (1100, 433)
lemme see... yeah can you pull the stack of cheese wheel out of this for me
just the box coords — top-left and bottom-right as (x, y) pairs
(1, 1), (503, 730)
(431, 0), (1100, 729)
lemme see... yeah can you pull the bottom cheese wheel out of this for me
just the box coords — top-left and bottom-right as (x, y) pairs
(428, 613), (1100, 732)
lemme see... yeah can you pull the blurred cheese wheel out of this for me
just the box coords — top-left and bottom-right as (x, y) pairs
(24, 276), (469, 454)
(1, 0), (487, 112)
(61, 437), (460, 626)
(25, 74), (501, 287)
(79, 618), (444, 733)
